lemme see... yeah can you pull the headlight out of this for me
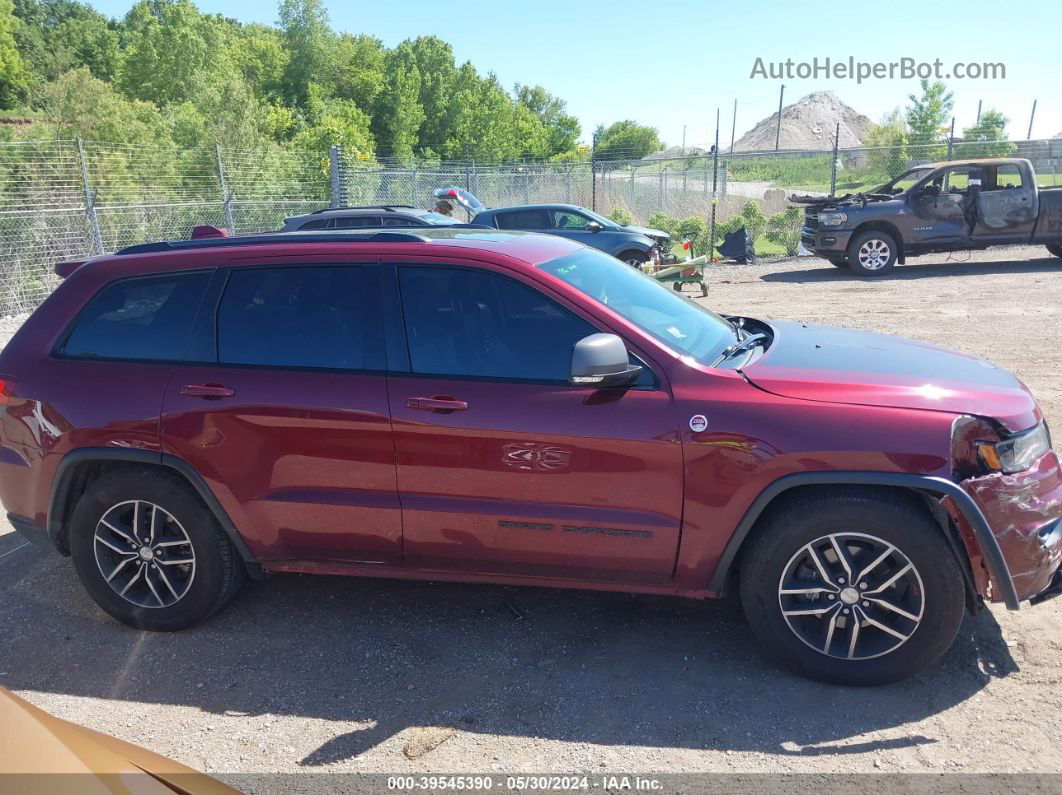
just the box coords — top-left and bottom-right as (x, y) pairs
(976, 422), (1052, 474)
(818, 212), (848, 227)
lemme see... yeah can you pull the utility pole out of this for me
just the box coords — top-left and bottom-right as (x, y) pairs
(729, 98), (738, 153)
(774, 85), (785, 151)
(976, 100), (982, 122)
(1028, 99), (1038, 139)
(681, 125), (686, 156)
(709, 107), (720, 261)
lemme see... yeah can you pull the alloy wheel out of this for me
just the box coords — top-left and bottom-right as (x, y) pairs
(857, 239), (891, 270)
(777, 532), (925, 660)
(93, 500), (196, 608)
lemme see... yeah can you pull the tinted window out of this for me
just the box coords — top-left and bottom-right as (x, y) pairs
(398, 266), (596, 381)
(495, 209), (550, 229)
(552, 210), (591, 229)
(298, 218), (331, 230)
(333, 215), (380, 228)
(61, 272), (210, 361)
(381, 216), (418, 226)
(218, 266), (384, 370)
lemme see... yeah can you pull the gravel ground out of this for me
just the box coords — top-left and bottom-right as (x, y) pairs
(1, 245), (1061, 787)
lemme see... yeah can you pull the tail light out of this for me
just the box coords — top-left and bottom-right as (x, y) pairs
(0, 376), (14, 405)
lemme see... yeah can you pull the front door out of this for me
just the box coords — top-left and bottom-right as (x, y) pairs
(909, 166), (975, 244)
(386, 261), (683, 583)
(161, 261), (402, 564)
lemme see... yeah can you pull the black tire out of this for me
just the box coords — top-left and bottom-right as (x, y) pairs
(618, 250), (649, 268)
(826, 257), (849, 269)
(847, 230), (898, 276)
(69, 468), (246, 631)
(1047, 244), (1062, 259)
(739, 489), (965, 686)
(672, 281), (683, 291)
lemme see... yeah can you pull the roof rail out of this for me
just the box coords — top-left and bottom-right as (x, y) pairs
(309, 205), (416, 214)
(116, 230), (431, 255)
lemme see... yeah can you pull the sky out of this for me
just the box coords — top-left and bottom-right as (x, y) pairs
(87, 0), (1062, 148)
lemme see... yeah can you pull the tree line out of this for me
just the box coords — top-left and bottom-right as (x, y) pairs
(0, 0), (665, 163)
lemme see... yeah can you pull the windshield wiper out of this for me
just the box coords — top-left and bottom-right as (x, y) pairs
(712, 332), (768, 367)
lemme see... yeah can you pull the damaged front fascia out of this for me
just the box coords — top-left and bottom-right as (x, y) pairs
(958, 451), (1062, 602)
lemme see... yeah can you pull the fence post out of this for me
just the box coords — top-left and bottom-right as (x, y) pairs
(216, 144), (236, 235)
(329, 145), (343, 207)
(829, 122), (840, 196)
(411, 166), (419, 205)
(77, 138), (104, 255)
(708, 109), (721, 262)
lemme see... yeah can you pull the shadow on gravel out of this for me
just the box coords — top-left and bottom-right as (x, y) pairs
(0, 546), (1018, 765)
(760, 257), (1062, 283)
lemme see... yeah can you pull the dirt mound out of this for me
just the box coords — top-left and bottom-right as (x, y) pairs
(733, 91), (871, 152)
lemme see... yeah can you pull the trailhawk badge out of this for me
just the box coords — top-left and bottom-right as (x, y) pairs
(689, 414), (708, 432)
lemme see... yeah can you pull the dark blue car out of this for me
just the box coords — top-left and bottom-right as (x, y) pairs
(435, 188), (669, 266)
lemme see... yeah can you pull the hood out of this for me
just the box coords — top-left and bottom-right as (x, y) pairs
(622, 225), (670, 241)
(742, 320), (1041, 433)
(0, 687), (237, 792)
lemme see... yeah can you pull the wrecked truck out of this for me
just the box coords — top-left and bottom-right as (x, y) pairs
(796, 157), (1062, 275)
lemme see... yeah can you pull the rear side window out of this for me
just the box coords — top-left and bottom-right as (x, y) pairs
(60, 272), (210, 361)
(495, 210), (550, 229)
(217, 266), (384, 371)
(332, 216), (381, 228)
(298, 218), (331, 230)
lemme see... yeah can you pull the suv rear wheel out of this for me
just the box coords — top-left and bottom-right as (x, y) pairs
(847, 230), (898, 276)
(739, 490), (965, 685)
(1047, 244), (1062, 259)
(69, 468), (246, 631)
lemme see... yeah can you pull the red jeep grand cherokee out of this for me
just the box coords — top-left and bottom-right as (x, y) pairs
(1, 229), (1059, 685)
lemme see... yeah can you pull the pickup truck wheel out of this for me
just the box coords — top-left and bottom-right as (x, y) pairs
(1047, 244), (1062, 259)
(848, 231), (898, 276)
(739, 490), (965, 685)
(68, 468), (246, 631)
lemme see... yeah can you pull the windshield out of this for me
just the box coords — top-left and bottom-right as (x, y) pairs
(878, 167), (934, 195)
(417, 211), (461, 225)
(538, 248), (736, 365)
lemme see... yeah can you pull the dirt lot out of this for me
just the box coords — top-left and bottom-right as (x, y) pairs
(1, 246), (1061, 786)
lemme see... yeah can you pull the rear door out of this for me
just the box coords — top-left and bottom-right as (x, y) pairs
(161, 258), (402, 565)
(974, 163), (1039, 242)
(385, 257), (683, 583)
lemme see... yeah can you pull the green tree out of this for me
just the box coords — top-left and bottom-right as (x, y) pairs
(38, 66), (164, 142)
(0, 0), (28, 107)
(277, 0), (334, 108)
(905, 79), (953, 159)
(515, 83), (579, 156)
(331, 33), (385, 112)
(956, 109), (1015, 159)
(227, 22), (288, 102)
(119, 0), (229, 105)
(390, 36), (456, 156)
(647, 212), (679, 239)
(13, 0), (121, 84)
(766, 207), (803, 256)
(594, 120), (660, 161)
(294, 84), (374, 158)
(863, 108), (909, 177)
(373, 47), (424, 162)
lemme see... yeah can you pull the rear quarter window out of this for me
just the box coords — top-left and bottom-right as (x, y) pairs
(59, 271), (211, 361)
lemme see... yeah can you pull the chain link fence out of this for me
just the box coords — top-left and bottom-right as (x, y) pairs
(3, 136), (1061, 317)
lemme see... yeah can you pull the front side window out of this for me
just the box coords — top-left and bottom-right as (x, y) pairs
(552, 210), (591, 229)
(60, 271), (210, 361)
(217, 266), (384, 370)
(398, 266), (596, 381)
(539, 247), (736, 366)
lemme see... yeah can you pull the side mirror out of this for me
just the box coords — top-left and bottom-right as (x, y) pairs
(570, 333), (642, 389)
(586, 221), (604, 233)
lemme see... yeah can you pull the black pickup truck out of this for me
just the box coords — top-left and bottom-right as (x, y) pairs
(796, 158), (1062, 275)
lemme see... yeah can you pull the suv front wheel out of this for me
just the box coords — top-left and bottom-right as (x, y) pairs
(739, 489), (965, 685)
(69, 468), (246, 631)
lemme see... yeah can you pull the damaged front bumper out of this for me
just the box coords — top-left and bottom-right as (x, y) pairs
(956, 450), (1062, 607)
